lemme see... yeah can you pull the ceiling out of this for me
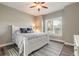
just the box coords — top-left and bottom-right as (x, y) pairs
(1, 2), (74, 16)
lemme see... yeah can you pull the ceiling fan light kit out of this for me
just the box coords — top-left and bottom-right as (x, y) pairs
(30, 2), (48, 11)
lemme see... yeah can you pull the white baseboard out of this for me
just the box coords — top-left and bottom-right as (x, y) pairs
(64, 42), (74, 46)
(50, 39), (74, 46)
(50, 39), (64, 43)
(0, 42), (14, 47)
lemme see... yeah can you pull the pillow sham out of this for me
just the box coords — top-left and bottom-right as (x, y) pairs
(27, 27), (33, 33)
(20, 27), (33, 33)
(20, 28), (27, 33)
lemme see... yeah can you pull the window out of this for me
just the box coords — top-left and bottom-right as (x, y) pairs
(45, 16), (62, 36)
(53, 17), (62, 36)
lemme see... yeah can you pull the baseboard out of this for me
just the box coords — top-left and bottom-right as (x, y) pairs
(50, 39), (74, 46)
(50, 39), (64, 43)
(0, 42), (14, 47)
(64, 42), (74, 46)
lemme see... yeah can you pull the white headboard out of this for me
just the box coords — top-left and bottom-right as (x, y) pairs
(11, 25), (33, 35)
(11, 25), (20, 40)
(12, 25), (20, 34)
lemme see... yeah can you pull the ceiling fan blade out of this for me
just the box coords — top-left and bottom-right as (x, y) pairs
(34, 2), (38, 4)
(34, 2), (36, 3)
(30, 6), (36, 8)
(42, 6), (48, 9)
(41, 2), (45, 4)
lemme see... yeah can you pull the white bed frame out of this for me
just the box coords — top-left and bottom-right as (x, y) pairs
(11, 25), (49, 56)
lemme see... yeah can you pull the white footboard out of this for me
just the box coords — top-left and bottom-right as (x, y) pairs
(24, 34), (49, 56)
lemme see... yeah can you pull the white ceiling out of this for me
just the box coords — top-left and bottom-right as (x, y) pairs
(1, 2), (74, 16)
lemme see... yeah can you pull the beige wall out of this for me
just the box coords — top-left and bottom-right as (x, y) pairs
(0, 4), (34, 45)
(63, 3), (79, 44)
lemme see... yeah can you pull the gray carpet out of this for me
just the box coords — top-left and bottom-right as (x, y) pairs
(8, 41), (64, 56)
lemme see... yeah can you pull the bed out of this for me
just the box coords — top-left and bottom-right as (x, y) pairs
(11, 25), (49, 56)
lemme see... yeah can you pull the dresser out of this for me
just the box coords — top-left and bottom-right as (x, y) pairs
(74, 35), (79, 56)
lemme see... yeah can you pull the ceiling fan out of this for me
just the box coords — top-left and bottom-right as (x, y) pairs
(30, 2), (48, 11)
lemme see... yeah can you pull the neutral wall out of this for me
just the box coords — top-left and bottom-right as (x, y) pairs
(63, 3), (79, 44)
(0, 4), (34, 45)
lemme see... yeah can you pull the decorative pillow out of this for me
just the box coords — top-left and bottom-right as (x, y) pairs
(20, 28), (27, 33)
(27, 27), (33, 33)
